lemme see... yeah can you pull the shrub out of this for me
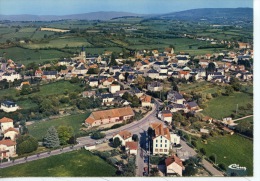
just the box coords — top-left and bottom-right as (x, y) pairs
(218, 163), (226, 171)
(91, 131), (105, 140)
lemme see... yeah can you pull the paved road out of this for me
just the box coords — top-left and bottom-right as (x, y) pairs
(201, 159), (223, 176)
(233, 115), (253, 122)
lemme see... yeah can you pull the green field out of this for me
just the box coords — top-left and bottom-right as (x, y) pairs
(202, 91), (253, 119)
(196, 134), (253, 176)
(0, 80), (83, 100)
(0, 47), (71, 65)
(28, 113), (89, 141)
(0, 150), (116, 177)
(24, 36), (92, 49)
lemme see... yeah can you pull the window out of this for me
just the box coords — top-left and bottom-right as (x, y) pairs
(156, 140), (158, 143)
(164, 149), (168, 152)
(156, 144), (158, 147)
(165, 144), (167, 147)
(160, 144), (162, 147)
(155, 149), (158, 152)
(165, 140), (167, 143)
(160, 149), (163, 152)
(160, 140), (162, 143)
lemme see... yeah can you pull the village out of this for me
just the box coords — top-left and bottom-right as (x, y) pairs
(0, 37), (253, 177)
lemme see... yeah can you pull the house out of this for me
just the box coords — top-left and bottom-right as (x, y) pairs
(140, 95), (152, 107)
(165, 154), (185, 176)
(82, 91), (96, 98)
(0, 139), (17, 159)
(127, 74), (136, 83)
(114, 72), (125, 81)
(85, 107), (134, 127)
(0, 101), (19, 113)
(1, 72), (21, 82)
(186, 101), (200, 112)
(207, 72), (223, 81)
(200, 128), (209, 134)
(164, 48), (174, 54)
(161, 110), (172, 124)
(89, 78), (99, 87)
(4, 127), (19, 141)
(109, 66), (121, 75)
(102, 77), (115, 87)
(176, 56), (189, 66)
(0, 117), (14, 132)
(202, 116), (213, 123)
(42, 71), (58, 80)
(113, 130), (132, 146)
(146, 69), (159, 79)
(167, 91), (186, 104)
(125, 141), (138, 155)
(17, 81), (30, 90)
(150, 122), (171, 155)
(238, 42), (251, 49)
(170, 133), (180, 146)
(178, 71), (190, 80)
(35, 70), (43, 77)
(147, 81), (163, 92)
(165, 104), (187, 113)
(101, 93), (114, 106)
(109, 84), (120, 94)
(199, 60), (209, 68)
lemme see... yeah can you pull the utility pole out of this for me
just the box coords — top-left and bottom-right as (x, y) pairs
(236, 104), (238, 115)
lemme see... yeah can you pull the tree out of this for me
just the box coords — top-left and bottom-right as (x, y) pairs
(125, 72), (129, 82)
(207, 62), (216, 72)
(43, 126), (60, 148)
(225, 85), (234, 96)
(113, 137), (121, 148)
(218, 163), (226, 171)
(183, 165), (197, 176)
(16, 135), (38, 155)
(20, 84), (32, 95)
(91, 131), (105, 140)
(209, 155), (216, 163)
(200, 148), (206, 155)
(57, 125), (74, 145)
(110, 52), (118, 66)
(132, 134), (139, 142)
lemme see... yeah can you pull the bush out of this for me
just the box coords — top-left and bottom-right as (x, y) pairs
(16, 135), (38, 155)
(191, 140), (197, 148)
(209, 155), (216, 163)
(110, 123), (124, 129)
(218, 163), (226, 171)
(91, 131), (105, 140)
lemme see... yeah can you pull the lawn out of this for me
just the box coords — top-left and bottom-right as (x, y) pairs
(196, 134), (253, 176)
(0, 150), (117, 177)
(28, 113), (89, 141)
(202, 91), (253, 120)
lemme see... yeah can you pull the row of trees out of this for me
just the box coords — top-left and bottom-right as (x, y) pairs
(43, 126), (75, 148)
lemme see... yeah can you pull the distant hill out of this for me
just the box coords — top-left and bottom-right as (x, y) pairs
(0, 8), (253, 22)
(0, 11), (143, 21)
(155, 8), (253, 23)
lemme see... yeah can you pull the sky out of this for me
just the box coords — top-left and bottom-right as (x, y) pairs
(0, 0), (253, 15)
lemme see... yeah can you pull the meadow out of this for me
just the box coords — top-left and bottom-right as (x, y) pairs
(0, 150), (117, 177)
(28, 113), (89, 141)
(196, 134), (253, 176)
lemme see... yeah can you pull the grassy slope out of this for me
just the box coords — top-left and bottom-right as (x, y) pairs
(196, 134), (253, 176)
(28, 113), (89, 141)
(0, 150), (116, 177)
(201, 91), (253, 119)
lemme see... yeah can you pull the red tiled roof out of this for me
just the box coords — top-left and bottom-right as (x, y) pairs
(165, 154), (183, 167)
(85, 107), (135, 124)
(4, 127), (19, 134)
(118, 130), (132, 140)
(0, 139), (16, 147)
(0, 117), (13, 123)
(140, 95), (152, 103)
(125, 141), (138, 150)
(150, 122), (171, 140)
(162, 112), (172, 117)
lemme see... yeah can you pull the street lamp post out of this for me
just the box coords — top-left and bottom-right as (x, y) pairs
(213, 153), (217, 165)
